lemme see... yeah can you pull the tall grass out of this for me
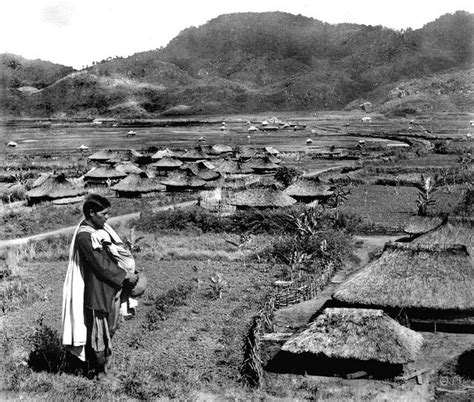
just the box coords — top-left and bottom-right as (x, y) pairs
(0, 279), (49, 314)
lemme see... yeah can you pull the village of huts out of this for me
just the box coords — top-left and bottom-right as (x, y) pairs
(9, 139), (473, 388)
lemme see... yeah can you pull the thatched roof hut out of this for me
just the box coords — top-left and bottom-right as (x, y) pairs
(332, 243), (473, 318)
(84, 167), (126, 187)
(179, 148), (210, 161)
(88, 150), (120, 163)
(209, 144), (233, 155)
(150, 157), (183, 171)
(151, 148), (176, 160)
(105, 153), (122, 165)
(235, 162), (254, 174)
(235, 146), (256, 160)
(284, 180), (333, 202)
(213, 159), (241, 175)
(283, 308), (422, 364)
(403, 216), (445, 235)
(111, 172), (165, 197)
(247, 157), (280, 173)
(115, 162), (143, 175)
(160, 171), (206, 191)
(26, 173), (86, 205)
(228, 188), (296, 209)
(180, 161), (220, 181)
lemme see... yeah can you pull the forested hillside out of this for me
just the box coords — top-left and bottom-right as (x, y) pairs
(1, 11), (472, 117)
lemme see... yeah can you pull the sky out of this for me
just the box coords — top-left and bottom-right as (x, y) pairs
(0, 0), (472, 69)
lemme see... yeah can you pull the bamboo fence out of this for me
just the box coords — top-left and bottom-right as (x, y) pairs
(241, 261), (337, 387)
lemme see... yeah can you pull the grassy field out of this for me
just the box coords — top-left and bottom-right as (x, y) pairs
(1, 229), (286, 399)
(338, 184), (465, 233)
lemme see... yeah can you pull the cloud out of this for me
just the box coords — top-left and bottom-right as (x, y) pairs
(41, 1), (75, 28)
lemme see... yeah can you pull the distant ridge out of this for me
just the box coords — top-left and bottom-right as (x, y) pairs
(1, 10), (472, 117)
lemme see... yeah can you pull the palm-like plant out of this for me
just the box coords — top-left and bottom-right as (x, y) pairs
(415, 175), (439, 216)
(209, 272), (227, 299)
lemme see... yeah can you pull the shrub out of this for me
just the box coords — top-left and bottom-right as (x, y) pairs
(1, 184), (27, 203)
(136, 206), (232, 233)
(274, 166), (303, 187)
(27, 318), (69, 373)
(263, 230), (353, 278)
(144, 284), (194, 330)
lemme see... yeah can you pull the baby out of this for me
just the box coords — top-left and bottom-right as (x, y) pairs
(91, 228), (138, 317)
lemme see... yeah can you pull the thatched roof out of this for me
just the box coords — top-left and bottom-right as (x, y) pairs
(179, 148), (210, 160)
(235, 146), (256, 160)
(228, 188), (297, 208)
(88, 150), (120, 162)
(151, 148), (176, 160)
(404, 216), (445, 235)
(111, 173), (165, 193)
(31, 173), (51, 188)
(284, 180), (333, 198)
(213, 159), (241, 174)
(412, 218), (473, 255)
(264, 146), (280, 155)
(265, 154), (281, 164)
(26, 173), (86, 200)
(115, 162), (143, 174)
(282, 308), (423, 364)
(247, 157), (280, 171)
(106, 154), (122, 164)
(84, 167), (127, 180)
(150, 157), (183, 169)
(160, 171), (206, 188)
(180, 161), (220, 181)
(128, 149), (143, 158)
(209, 144), (233, 155)
(333, 243), (473, 311)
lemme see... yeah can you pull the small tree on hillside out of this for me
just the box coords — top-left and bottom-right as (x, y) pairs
(327, 184), (351, 208)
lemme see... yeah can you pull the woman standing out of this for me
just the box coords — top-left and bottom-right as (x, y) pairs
(62, 194), (137, 381)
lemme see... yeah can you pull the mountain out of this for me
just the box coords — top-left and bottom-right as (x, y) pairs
(0, 53), (74, 89)
(1, 11), (472, 117)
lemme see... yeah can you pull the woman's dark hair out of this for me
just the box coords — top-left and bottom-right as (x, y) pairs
(83, 194), (111, 218)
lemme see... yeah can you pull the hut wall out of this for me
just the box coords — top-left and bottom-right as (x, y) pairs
(266, 351), (404, 379)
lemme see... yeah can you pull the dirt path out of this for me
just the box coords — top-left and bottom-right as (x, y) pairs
(0, 200), (198, 249)
(303, 164), (353, 178)
(273, 234), (403, 331)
